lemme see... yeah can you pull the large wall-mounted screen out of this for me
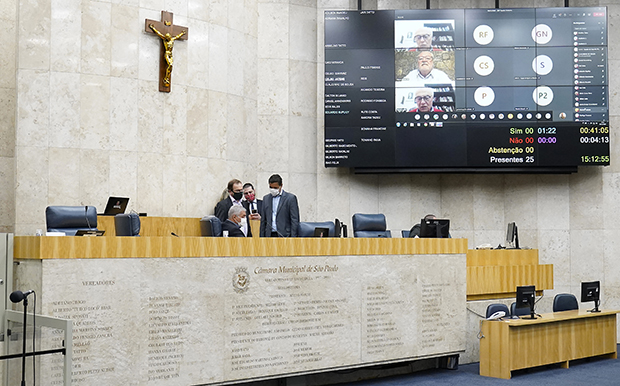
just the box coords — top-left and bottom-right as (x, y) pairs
(324, 7), (609, 172)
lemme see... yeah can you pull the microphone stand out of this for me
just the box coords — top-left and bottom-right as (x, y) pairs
(20, 297), (28, 386)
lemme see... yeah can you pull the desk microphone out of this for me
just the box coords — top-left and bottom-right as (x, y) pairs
(10, 290), (34, 304)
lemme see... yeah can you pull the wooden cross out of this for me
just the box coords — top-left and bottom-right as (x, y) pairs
(145, 11), (189, 92)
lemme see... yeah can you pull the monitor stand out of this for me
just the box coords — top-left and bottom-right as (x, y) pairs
(589, 300), (601, 313)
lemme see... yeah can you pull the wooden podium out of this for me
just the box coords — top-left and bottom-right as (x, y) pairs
(466, 249), (553, 300)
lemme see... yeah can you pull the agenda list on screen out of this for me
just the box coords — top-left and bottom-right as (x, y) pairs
(324, 7), (609, 171)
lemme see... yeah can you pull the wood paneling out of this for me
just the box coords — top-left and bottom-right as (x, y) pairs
(14, 236), (468, 259)
(466, 249), (553, 300)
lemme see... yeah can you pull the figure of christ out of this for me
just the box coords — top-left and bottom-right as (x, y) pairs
(149, 24), (187, 85)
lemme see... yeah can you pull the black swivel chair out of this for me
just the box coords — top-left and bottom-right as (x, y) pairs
(45, 206), (99, 236)
(297, 221), (336, 237)
(486, 303), (510, 319)
(351, 214), (391, 238)
(553, 293), (579, 312)
(510, 302), (531, 317)
(200, 216), (222, 237)
(114, 213), (141, 236)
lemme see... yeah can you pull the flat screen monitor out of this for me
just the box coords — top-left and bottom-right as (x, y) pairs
(505, 222), (519, 249)
(324, 7), (610, 173)
(581, 280), (601, 312)
(516, 285), (536, 319)
(419, 218), (450, 238)
(313, 227), (330, 237)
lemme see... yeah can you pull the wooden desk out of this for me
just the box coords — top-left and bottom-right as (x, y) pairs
(479, 310), (618, 379)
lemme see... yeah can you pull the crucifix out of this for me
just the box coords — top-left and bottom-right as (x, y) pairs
(145, 11), (189, 92)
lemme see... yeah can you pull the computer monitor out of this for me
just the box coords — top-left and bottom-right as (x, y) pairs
(505, 222), (519, 249)
(581, 281), (601, 313)
(419, 218), (450, 238)
(313, 227), (330, 237)
(516, 285), (536, 319)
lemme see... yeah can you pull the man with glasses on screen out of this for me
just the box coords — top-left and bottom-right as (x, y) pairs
(400, 50), (452, 87)
(408, 88), (442, 112)
(413, 27), (433, 49)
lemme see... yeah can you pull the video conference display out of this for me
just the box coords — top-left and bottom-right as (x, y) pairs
(324, 7), (609, 171)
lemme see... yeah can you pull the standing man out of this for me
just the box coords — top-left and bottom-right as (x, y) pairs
(214, 179), (244, 223)
(242, 182), (262, 237)
(242, 182), (263, 221)
(260, 174), (300, 237)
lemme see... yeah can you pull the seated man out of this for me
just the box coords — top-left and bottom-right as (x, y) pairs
(221, 206), (249, 237)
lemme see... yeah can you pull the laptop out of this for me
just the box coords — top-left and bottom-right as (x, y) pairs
(313, 227), (330, 238)
(102, 197), (129, 216)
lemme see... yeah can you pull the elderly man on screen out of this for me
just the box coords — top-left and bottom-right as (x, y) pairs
(408, 88), (442, 113)
(399, 50), (453, 87)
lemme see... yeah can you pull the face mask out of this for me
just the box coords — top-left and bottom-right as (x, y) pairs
(245, 193), (255, 202)
(239, 217), (247, 227)
(232, 191), (243, 201)
(270, 188), (280, 197)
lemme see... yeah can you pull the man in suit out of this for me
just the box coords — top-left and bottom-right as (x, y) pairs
(242, 182), (263, 220)
(214, 179), (244, 223)
(221, 206), (249, 237)
(260, 174), (300, 237)
(242, 182), (262, 236)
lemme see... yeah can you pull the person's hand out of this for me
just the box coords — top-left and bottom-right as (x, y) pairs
(249, 213), (261, 220)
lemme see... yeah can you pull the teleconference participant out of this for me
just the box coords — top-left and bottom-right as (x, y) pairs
(221, 206), (249, 237)
(260, 174), (300, 237)
(399, 50), (453, 87)
(214, 179), (244, 223)
(408, 88), (442, 112)
(413, 27), (433, 49)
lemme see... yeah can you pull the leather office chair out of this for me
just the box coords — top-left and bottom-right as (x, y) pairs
(486, 303), (509, 319)
(351, 213), (391, 238)
(510, 302), (531, 317)
(401, 230), (411, 238)
(553, 293), (579, 312)
(114, 213), (141, 236)
(297, 221), (336, 237)
(45, 206), (99, 236)
(200, 216), (222, 237)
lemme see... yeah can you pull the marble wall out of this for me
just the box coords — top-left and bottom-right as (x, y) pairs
(7, 0), (620, 362)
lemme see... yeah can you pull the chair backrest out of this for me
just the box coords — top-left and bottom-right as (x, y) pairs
(352, 213), (391, 238)
(298, 221), (336, 237)
(114, 213), (141, 236)
(510, 302), (531, 317)
(486, 303), (510, 319)
(200, 216), (222, 237)
(553, 293), (578, 312)
(46, 206), (98, 236)
(401, 230), (411, 238)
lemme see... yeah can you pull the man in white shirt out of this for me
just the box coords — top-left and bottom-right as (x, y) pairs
(398, 50), (453, 88)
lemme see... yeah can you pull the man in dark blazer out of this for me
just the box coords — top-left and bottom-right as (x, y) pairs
(260, 174), (300, 237)
(242, 182), (263, 236)
(214, 179), (244, 223)
(221, 206), (249, 237)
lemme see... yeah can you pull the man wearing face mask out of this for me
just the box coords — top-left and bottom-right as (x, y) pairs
(242, 182), (263, 221)
(221, 206), (249, 237)
(214, 179), (244, 223)
(260, 174), (300, 237)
